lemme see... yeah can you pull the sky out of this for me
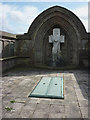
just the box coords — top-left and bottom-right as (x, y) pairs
(0, 1), (89, 34)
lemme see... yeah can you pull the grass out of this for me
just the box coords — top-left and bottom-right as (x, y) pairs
(10, 100), (15, 103)
(5, 100), (15, 111)
(5, 107), (13, 111)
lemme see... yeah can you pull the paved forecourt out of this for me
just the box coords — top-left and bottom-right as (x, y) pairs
(2, 69), (88, 118)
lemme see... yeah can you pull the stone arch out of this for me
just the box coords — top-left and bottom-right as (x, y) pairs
(27, 5), (87, 66)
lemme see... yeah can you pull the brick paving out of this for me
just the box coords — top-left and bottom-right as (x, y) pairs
(1, 69), (88, 119)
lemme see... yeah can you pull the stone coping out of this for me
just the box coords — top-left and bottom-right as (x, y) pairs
(34, 64), (79, 70)
(0, 56), (18, 61)
(0, 56), (30, 61)
(0, 31), (16, 39)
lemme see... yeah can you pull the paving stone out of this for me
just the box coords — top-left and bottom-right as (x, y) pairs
(38, 99), (51, 104)
(82, 114), (88, 118)
(49, 112), (65, 118)
(50, 99), (64, 105)
(79, 100), (88, 107)
(2, 95), (15, 102)
(0, 108), (2, 119)
(26, 98), (39, 104)
(22, 103), (37, 112)
(15, 97), (27, 103)
(35, 103), (50, 113)
(2, 101), (10, 110)
(64, 95), (78, 103)
(19, 109), (34, 118)
(3, 110), (21, 118)
(49, 104), (65, 113)
(65, 106), (82, 118)
(19, 79), (31, 86)
(12, 103), (25, 111)
(32, 111), (49, 118)
(65, 112), (82, 118)
(65, 100), (79, 106)
(80, 107), (88, 115)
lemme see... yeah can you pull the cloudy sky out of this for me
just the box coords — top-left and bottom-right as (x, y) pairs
(0, 1), (89, 34)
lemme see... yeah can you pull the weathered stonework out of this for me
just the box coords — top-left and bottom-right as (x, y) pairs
(0, 31), (16, 58)
(16, 6), (89, 68)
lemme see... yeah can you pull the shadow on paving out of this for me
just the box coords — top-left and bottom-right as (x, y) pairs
(74, 72), (88, 100)
(2, 64), (87, 76)
(2, 65), (68, 77)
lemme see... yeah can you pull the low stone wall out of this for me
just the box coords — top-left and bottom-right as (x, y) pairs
(0, 56), (30, 73)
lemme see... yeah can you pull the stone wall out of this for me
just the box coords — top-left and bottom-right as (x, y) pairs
(0, 57), (30, 73)
(0, 31), (21, 72)
(0, 31), (31, 72)
(0, 31), (16, 58)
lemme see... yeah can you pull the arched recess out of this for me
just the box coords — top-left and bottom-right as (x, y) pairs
(27, 6), (87, 66)
(42, 24), (71, 65)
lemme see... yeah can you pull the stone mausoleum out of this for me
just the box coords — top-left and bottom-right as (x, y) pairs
(0, 5), (89, 71)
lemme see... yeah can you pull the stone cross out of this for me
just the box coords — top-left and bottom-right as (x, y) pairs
(49, 28), (65, 66)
